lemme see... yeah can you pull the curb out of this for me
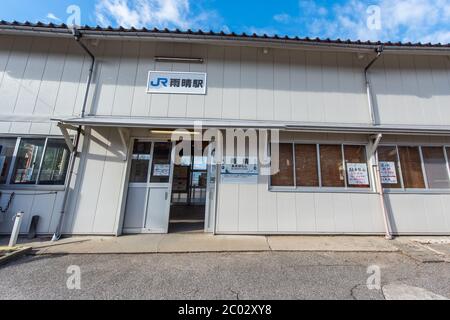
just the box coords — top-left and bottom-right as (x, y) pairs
(0, 247), (32, 266)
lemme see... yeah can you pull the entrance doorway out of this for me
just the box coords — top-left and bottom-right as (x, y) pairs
(122, 138), (218, 235)
(169, 143), (209, 233)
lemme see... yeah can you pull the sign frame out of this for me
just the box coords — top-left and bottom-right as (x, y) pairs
(147, 71), (208, 95)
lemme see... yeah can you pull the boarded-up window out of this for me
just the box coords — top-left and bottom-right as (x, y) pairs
(398, 146), (425, 189)
(344, 145), (370, 188)
(295, 144), (319, 187)
(377, 146), (402, 188)
(319, 145), (345, 187)
(271, 143), (294, 186)
(422, 147), (450, 189)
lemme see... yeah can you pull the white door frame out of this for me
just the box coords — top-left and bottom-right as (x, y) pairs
(121, 138), (175, 234)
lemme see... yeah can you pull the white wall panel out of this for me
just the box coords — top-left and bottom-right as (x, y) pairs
(131, 41), (154, 117)
(112, 41), (140, 116)
(276, 192), (297, 232)
(149, 42), (173, 117)
(256, 48), (274, 120)
(186, 45), (207, 118)
(13, 38), (50, 116)
(168, 43), (191, 118)
(204, 46), (224, 119)
(33, 38), (69, 117)
(239, 47), (257, 120)
(0, 37), (33, 115)
(273, 49), (291, 121)
(222, 46), (241, 119)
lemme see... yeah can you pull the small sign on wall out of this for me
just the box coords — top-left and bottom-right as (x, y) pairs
(147, 71), (207, 95)
(153, 164), (171, 177)
(379, 161), (398, 184)
(221, 163), (259, 184)
(346, 163), (369, 186)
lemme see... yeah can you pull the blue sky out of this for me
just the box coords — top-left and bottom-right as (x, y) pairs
(1, 0), (450, 44)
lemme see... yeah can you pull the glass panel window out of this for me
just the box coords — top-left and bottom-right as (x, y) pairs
(38, 140), (70, 185)
(421, 147), (450, 189)
(271, 143), (294, 187)
(319, 145), (345, 187)
(344, 145), (370, 188)
(295, 144), (319, 187)
(11, 138), (45, 185)
(378, 146), (402, 189)
(129, 141), (152, 183)
(0, 138), (17, 184)
(150, 142), (172, 183)
(398, 146), (426, 189)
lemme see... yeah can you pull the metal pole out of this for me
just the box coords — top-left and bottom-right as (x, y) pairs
(9, 212), (23, 247)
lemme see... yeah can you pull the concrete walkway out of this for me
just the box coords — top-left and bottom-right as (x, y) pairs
(1, 234), (450, 262)
(1, 234), (400, 254)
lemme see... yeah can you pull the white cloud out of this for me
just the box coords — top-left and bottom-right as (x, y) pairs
(274, 0), (450, 44)
(307, 0), (450, 43)
(273, 13), (291, 23)
(46, 13), (61, 21)
(95, 0), (221, 30)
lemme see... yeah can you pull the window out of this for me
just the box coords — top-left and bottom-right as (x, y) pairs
(0, 137), (70, 187)
(129, 141), (152, 183)
(398, 146), (426, 189)
(422, 147), (450, 189)
(150, 142), (171, 183)
(38, 140), (70, 185)
(0, 138), (17, 184)
(11, 138), (46, 185)
(271, 143), (294, 187)
(377, 145), (450, 191)
(270, 143), (370, 189)
(319, 145), (345, 187)
(295, 144), (319, 187)
(378, 146), (402, 189)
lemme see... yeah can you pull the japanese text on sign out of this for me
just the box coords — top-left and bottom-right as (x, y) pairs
(379, 161), (398, 184)
(346, 163), (369, 186)
(147, 71), (207, 95)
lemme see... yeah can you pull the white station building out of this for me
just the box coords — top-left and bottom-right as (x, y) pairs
(1, 21), (450, 238)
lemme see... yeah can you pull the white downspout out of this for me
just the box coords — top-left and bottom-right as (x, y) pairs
(370, 133), (393, 240)
(364, 46), (384, 125)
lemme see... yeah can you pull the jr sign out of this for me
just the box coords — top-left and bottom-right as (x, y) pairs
(147, 71), (207, 95)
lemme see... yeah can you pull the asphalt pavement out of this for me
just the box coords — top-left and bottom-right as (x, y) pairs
(0, 251), (449, 300)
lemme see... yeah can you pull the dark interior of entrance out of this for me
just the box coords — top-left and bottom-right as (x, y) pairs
(169, 143), (208, 233)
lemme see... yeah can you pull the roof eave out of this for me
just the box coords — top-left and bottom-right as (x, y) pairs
(1, 24), (450, 55)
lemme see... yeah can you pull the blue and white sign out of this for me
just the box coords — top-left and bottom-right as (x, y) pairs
(147, 71), (207, 95)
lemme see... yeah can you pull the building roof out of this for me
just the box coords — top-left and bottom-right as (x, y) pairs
(1, 20), (450, 53)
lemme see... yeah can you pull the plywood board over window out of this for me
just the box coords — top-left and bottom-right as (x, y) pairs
(398, 146), (426, 189)
(319, 145), (345, 187)
(271, 143), (294, 187)
(295, 144), (319, 187)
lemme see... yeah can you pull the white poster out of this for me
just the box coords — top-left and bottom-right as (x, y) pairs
(147, 71), (207, 95)
(379, 161), (398, 184)
(153, 164), (171, 177)
(346, 163), (369, 186)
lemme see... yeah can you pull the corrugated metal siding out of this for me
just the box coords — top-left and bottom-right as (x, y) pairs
(1, 36), (450, 130)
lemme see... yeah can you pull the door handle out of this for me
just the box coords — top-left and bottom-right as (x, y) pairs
(165, 192), (168, 201)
